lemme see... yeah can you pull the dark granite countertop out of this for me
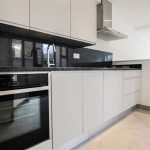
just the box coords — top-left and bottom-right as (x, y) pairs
(0, 67), (142, 72)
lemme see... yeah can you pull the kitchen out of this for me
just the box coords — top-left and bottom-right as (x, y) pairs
(0, 0), (149, 150)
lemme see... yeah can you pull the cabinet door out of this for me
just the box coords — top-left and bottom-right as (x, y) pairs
(123, 78), (141, 96)
(52, 72), (82, 148)
(0, 0), (29, 27)
(124, 92), (141, 110)
(124, 94), (135, 110)
(83, 71), (103, 133)
(103, 71), (123, 121)
(124, 70), (141, 79)
(30, 0), (70, 36)
(71, 0), (96, 43)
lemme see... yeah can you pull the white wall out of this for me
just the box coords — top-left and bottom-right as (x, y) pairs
(108, 31), (150, 61)
(89, 5), (150, 62)
(108, 15), (138, 61)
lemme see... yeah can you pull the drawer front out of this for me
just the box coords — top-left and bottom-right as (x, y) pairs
(123, 92), (140, 110)
(123, 78), (141, 95)
(124, 71), (141, 79)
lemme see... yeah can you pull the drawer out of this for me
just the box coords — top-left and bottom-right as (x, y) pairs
(123, 78), (141, 95)
(123, 92), (140, 111)
(124, 71), (141, 79)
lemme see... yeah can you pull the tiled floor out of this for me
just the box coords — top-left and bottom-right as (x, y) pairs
(78, 109), (150, 150)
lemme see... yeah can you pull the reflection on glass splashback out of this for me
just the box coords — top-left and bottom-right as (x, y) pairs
(12, 39), (23, 67)
(0, 35), (69, 67)
(24, 41), (34, 67)
(35, 43), (48, 67)
(0, 96), (41, 143)
(42, 44), (48, 60)
(24, 41), (33, 58)
(0, 37), (12, 67)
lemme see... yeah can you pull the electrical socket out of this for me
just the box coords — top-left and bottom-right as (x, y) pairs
(73, 53), (80, 59)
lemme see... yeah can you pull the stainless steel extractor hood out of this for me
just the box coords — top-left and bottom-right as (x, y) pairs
(97, 0), (128, 41)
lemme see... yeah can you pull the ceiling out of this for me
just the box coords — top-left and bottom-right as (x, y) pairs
(108, 0), (150, 35)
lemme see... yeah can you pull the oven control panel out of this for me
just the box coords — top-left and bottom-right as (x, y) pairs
(0, 73), (48, 91)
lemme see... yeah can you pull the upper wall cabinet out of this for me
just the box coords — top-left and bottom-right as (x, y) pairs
(0, 0), (96, 45)
(30, 0), (70, 37)
(0, 0), (29, 28)
(71, 0), (96, 43)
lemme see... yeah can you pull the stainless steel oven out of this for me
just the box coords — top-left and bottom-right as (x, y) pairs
(0, 72), (50, 150)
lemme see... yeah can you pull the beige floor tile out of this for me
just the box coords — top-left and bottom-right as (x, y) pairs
(78, 109), (150, 150)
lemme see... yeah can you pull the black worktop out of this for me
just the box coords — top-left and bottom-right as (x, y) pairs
(0, 67), (141, 72)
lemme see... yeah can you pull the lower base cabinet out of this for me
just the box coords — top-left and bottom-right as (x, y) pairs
(83, 71), (103, 133)
(51, 70), (141, 149)
(123, 92), (141, 110)
(103, 71), (123, 121)
(52, 72), (83, 148)
(123, 70), (141, 110)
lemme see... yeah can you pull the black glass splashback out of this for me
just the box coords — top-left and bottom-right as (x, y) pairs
(67, 48), (113, 67)
(0, 34), (112, 68)
(0, 35), (69, 67)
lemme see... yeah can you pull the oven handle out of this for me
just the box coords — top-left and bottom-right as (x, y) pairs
(0, 86), (49, 96)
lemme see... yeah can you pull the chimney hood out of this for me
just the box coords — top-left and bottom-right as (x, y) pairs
(97, 0), (128, 41)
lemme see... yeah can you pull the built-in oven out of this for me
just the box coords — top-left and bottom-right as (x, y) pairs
(0, 72), (50, 150)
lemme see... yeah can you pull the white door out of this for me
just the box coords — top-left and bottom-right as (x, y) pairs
(103, 71), (123, 121)
(52, 71), (82, 148)
(0, 0), (29, 28)
(30, 0), (70, 36)
(83, 71), (103, 133)
(71, 0), (96, 43)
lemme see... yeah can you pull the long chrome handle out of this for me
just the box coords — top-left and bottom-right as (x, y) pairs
(0, 86), (49, 96)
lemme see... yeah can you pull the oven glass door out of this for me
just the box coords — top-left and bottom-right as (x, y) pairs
(0, 90), (49, 150)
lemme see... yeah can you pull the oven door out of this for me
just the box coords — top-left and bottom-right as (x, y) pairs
(0, 89), (49, 150)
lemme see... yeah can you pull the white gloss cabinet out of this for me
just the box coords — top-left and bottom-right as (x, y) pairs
(123, 78), (141, 95)
(103, 71), (123, 121)
(0, 0), (29, 28)
(123, 71), (141, 110)
(51, 72), (83, 148)
(123, 92), (140, 110)
(0, 0), (96, 44)
(83, 71), (103, 133)
(30, 0), (70, 36)
(71, 0), (96, 43)
(50, 70), (141, 149)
